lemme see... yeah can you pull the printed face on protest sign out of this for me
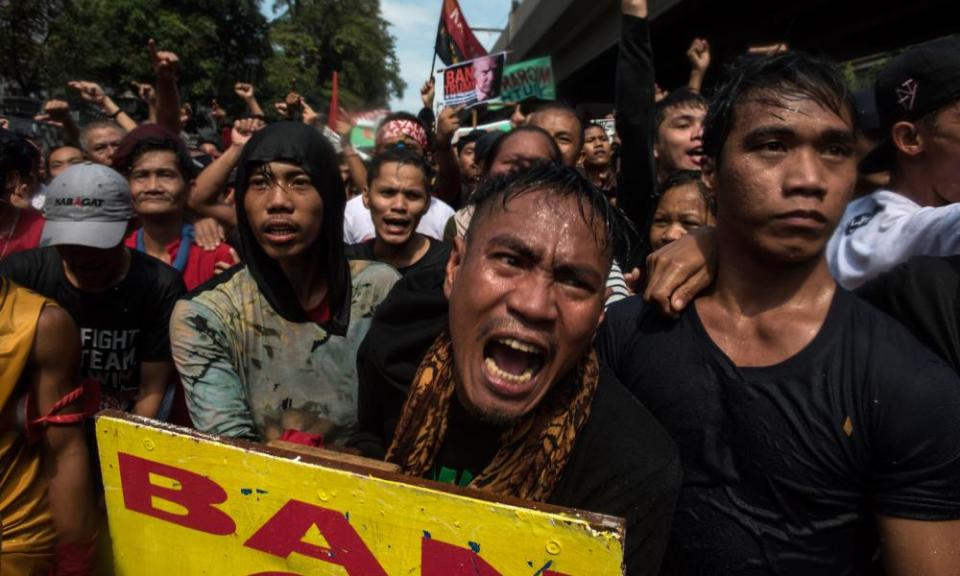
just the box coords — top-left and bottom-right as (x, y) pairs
(437, 52), (507, 108)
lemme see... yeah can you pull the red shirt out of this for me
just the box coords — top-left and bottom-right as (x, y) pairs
(0, 208), (44, 260)
(125, 231), (235, 290)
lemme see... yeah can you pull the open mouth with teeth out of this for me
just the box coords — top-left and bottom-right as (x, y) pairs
(262, 222), (298, 243)
(686, 146), (704, 165)
(482, 337), (546, 395)
(381, 216), (411, 234)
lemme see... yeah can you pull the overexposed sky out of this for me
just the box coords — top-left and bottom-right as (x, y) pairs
(261, 0), (511, 112)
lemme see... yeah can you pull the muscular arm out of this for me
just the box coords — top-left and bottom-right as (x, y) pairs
(878, 517), (960, 576)
(133, 360), (175, 419)
(32, 305), (97, 546)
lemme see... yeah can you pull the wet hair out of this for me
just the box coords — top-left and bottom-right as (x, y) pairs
(467, 161), (616, 263)
(480, 126), (562, 176)
(124, 136), (196, 180)
(702, 51), (856, 164)
(528, 101), (585, 149)
(79, 119), (124, 152)
(366, 146), (434, 190)
(655, 169), (716, 215)
(653, 89), (709, 140)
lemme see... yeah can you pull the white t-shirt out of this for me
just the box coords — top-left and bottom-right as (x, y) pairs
(826, 189), (960, 289)
(342, 195), (455, 244)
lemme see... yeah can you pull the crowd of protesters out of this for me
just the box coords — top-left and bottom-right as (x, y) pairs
(2, 0), (960, 573)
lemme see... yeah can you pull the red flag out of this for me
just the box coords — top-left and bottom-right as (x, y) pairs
(434, 0), (487, 66)
(328, 71), (339, 130)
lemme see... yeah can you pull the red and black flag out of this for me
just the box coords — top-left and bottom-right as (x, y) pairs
(434, 0), (487, 66)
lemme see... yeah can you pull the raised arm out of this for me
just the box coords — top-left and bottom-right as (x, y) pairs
(148, 39), (182, 134)
(234, 82), (265, 118)
(68, 81), (137, 132)
(34, 99), (81, 145)
(686, 38), (711, 94)
(133, 82), (158, 123)
(434, 105), (464, 205)
(335, 109), (369, 195)
(616, 0), (657, 235)
(189, 117), (265, 230)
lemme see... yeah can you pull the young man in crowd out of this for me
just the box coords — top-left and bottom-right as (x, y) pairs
(580, 122), (617, 199)
(1, 277), (98, 574)
(47, 145), (85, 180)
(827, 36), (960, 288)
(346, 147), (451, 276)
(652, 89), (708, 179)
(1, 129), (45, 259)
(0, 163), (185, 418)
(528, 102), (583, 167)
(599, 51), (960, 575)
(342, 113), (456, 243)
(79, 120), (125, 167)
(171, 122), (399, 445)
(113, 124), (235, 290)
(455, 129), (483, 205)
(357, 163), (681, 576)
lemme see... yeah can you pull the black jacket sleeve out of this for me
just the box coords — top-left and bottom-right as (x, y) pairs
(615, 14), (657, 236)
(857, 255), (960, 373)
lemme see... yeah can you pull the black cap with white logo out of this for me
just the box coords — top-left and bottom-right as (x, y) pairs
(861, 35), (960, 174)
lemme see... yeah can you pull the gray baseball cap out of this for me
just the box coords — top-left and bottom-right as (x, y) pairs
(41, 162), (134, 249)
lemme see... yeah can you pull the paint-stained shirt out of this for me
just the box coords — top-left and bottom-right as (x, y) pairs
(171, 260), (400, 444)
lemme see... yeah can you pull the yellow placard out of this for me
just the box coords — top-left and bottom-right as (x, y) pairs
(96, 412), (625, 575)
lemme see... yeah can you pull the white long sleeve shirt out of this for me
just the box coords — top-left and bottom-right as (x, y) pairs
(827, 189), (960, 288)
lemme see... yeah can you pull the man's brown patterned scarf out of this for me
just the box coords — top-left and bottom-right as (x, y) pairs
(385, 331), (599, 502)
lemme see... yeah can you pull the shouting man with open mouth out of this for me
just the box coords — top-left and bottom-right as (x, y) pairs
(373, 163), (681, 576)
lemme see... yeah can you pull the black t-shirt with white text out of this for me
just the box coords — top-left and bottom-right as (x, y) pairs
(0, 247), (185, 410)
(597, 289), (960, 575)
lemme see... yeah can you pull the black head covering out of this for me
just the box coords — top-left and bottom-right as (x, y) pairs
(234, 122), (351, 334)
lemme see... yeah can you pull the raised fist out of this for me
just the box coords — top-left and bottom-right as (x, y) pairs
(35, 99), (71, 127)
(686, 38), (711, 73)
(420, 78), (435, 109)
(436, 105), (464, 146)
(231, 117), (266, 147)
(132, 82), (156, 104)
(210, 99), (226, 121)
(67, 81), (106, 106)
(234, 82), (255, 100)
(148, 39), (179, 79)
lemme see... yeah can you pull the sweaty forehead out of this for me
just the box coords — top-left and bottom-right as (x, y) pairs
(472, 190), (609, 257)
(374, 161), (427, 188)
(732, 91), (853, 130)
